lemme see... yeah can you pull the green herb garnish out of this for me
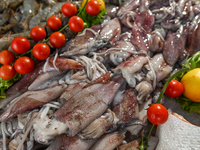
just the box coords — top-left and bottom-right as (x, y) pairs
(0, 73), (21, 98)
(78, 7), (107, 28)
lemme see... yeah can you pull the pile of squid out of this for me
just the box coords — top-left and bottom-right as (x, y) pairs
(1, 0), (200, 149)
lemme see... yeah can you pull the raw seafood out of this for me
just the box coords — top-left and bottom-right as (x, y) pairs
(1, 0), (200, 149)
(53, 75), (124, 137)
(0, 84), (67, 122)
(46, 134), (96, 150)
(90, 132), (125, 150)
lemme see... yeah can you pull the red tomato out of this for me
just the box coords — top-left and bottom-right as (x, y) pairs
(61, 2), (77, 17)
(86, 0), (100, 16)
(14, 56), (34, 74)
(30, 26), (46, 41)
(47, 16), (62, 30)
(49, 32), (66, 48)
(147, 104), (168, 125)
(32, 43), (50, 60)
(0, 50), (14, 65)
(68, 16), (84, 33)
(165, 79), (184, 98)
(11, 37), (30, 54)
(0, 65), (16, 79)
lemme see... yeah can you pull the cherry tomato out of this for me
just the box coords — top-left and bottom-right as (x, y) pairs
(11, 37), (30, 54)
(86, 0), (100, 16)
(0, 50), (14, 65)
(0, 65), (16, 80)
(61, 2), (77, 17)
(68, 16), (84, 33)
(165, 79), (184, 98)
(147, 104), (168, 125)
(30, 26), (46, 41)
(14, 56), (34, 74)
(32, 43), (50, 60)
(49, 32), (66, 48)
(47, 16), (62, 30)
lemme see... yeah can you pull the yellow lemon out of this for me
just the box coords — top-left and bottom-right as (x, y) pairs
(81, 0), (105, 10)
(181, 68), (200, 102)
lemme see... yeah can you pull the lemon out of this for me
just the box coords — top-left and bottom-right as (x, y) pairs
(81, 0), (105, 10)
(181, 68), (200, 102)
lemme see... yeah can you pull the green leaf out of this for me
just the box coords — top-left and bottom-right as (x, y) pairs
(183, 51), (200, 69)
(0, 73), (21, 98)
(78, 7), (107, 28)
(176, 95), (200, 114)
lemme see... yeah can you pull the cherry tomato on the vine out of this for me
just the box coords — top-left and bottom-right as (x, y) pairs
(86, 0), (101, 16)
(165, 79), (184, 98)
(47, 16), (62, 30)
(11, 37), (30, 54)
(147, 104), (168, 125)
(61, 2), (77, 17)
(50, 32), (66, 48)
(30, 26), (46, 41)
(0, 65), (16, 80)
(32, 43), (50, 60)
(68, 16), (84, 33)
(14, 56), (34, 74)
(0, 50), (14, 65)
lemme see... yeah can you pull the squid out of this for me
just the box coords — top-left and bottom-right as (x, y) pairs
(60, 18), (121, 57)
(48, 56), (85, 72)
(131, 10), (155, 52)
(109, 40), (136, 65)
(135, 81), (153, 102)
(163, 25), (188, 66)
(113, 55), (148, 87)
(150, 28), (166, 53)
(78, 109), (114, 139)
(60, 27), (98, 57)
(39, 75), (124, 141)
(0, 84), (67, 122)
(112, 88), (139, 124)
(126, 98), (152, 135)
(90, 132), (125, 150)
(95, 18), (121, 45)
(28, 71), (64, 91)
(60, 82), (87, 103)
(187, 19), (200, 56)
(46, 134), (96, 150)
(118, 138), (141, 150)
(117, 0), (140, 28)
(145, 53), (173, 82)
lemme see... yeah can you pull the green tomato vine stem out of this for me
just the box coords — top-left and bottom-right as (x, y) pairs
(145, 124), (155, 150)
(140, 67), (189, 149)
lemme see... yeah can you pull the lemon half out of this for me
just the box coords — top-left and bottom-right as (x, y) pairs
(181, 68), (200, 102)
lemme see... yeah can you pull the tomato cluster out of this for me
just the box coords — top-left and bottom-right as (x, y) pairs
(0, 1), (101, 80)
(60, 1), (101, 33)
(0, 36), (35, 79)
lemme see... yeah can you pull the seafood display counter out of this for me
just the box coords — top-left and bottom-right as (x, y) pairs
(0, 0), (200, 150)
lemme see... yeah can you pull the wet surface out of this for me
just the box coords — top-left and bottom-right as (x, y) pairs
(163, 97), (200, 126)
